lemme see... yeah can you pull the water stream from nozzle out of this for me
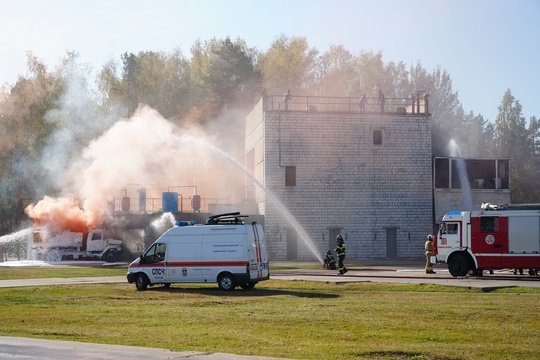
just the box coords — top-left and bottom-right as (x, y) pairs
(0, 227), (33, 261)
(449, 139), (473, 211)
(182, 135), (324, 263)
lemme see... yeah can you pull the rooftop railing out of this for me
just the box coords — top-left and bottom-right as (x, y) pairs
(265, 91), (429, 115)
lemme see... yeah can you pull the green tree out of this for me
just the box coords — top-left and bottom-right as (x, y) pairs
(313, 45), (357, 96)
(494, 89), (540, 202)
(190, 37), (260, 111)
(0, 52), (63, 232)
(98, 50), (193, 120)
(257, 35), (318, 95)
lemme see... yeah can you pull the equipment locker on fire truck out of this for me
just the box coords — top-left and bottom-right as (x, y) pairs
(127, 212), (269, 291)
(435, 203), (540, 277)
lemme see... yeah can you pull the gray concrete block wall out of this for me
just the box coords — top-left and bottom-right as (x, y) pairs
(251, 108), (433, 260)
(434, 189), (511, 223)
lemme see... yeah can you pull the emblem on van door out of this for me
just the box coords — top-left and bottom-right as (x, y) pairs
(182, 268), (187, 276)
(485, 235), (495, 245)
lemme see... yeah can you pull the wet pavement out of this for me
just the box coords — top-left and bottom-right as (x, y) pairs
(270, 264), (540, 289)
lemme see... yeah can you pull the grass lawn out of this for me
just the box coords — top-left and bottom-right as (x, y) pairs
(0, 279), (539, 359)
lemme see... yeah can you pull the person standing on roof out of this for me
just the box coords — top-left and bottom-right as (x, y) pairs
(425, 235), (436, 274)
(283, 89), (292, 111)
(335, 235), (347, 275)
(377, 89), (385, 112)
(359, 94), (367, 112)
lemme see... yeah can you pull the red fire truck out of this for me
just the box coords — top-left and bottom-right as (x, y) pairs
(435, 203), (540, 277)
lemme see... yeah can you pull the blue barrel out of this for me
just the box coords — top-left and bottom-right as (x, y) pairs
(162, 192), (178, 212)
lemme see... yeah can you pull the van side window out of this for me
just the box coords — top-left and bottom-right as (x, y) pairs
(142, 243), (167, 263)
(480, 217), (498, 232)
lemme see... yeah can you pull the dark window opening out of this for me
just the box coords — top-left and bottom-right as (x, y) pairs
(285, 166), (296, 186)
(373, 130), (382, 145)
(435, 158), (450, 188)
(434, 157), (508, 190)
(450, 159), (462, 189)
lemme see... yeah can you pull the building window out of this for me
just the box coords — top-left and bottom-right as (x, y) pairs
(373, 130), (383, 145)
(285, 166), (296, 186)
(480, 217), (498, 232)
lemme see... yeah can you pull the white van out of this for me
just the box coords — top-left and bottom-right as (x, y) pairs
(127, 212), (269, 291)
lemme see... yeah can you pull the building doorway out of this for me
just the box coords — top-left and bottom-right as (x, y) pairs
(328, 228), (341, 253)
(286, 228), (297, 260)
(386, 228), (397, 258)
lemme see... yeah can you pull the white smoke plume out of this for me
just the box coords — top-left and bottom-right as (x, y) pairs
(26, 104), (246, 232)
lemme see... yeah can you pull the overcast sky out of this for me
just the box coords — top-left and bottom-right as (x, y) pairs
(1, 0), (539, 122)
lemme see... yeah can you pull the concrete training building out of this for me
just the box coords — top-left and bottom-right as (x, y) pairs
(245, 93), (434, 260)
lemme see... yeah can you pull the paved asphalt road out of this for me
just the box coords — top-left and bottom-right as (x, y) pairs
(0, 262), (538, 359)
(1, 263), (539, 289)
(0, 336), (284, 360)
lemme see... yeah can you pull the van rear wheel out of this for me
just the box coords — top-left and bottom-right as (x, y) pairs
(135, 274), (149, 291)
(240, 282), (256, 290)
(218, 273), (235, 291)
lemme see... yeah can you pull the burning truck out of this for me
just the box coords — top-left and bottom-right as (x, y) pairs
(31, 228), (122, 263)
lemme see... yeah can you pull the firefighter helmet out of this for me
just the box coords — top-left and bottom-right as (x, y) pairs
(427, 234), (433, 241)
(337, 234), (343, 242)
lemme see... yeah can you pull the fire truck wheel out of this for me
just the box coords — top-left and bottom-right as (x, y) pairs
(448, 253), (469, 277)
(135, 274), (149, 291)
(218, 273), (236, 291)
(101, 249), (119, 263)
(240, 282), (257, 290)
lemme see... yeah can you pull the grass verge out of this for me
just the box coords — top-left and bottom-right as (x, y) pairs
(0, 280), (538, 359)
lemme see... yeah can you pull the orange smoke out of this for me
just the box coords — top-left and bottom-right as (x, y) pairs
(24, 196), (98, 233)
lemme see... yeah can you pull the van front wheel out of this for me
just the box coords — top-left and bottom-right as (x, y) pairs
(218, 273), (235, 291)
(135, 274), (149, 291)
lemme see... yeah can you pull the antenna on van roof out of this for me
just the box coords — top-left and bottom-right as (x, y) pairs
(205, 212), (248, 225)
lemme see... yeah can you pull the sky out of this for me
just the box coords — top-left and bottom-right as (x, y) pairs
(1, 0), (539, 123)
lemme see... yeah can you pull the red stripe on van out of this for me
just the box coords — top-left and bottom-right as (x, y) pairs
(130, 261), (248, 268)
(130, 261), (165, 268)
(167, 261), (249, 267)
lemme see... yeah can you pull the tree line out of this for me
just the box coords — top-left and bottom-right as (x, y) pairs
(0, 36), (538, 233)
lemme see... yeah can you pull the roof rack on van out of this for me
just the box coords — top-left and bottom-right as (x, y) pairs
(205, 212), (248, 225)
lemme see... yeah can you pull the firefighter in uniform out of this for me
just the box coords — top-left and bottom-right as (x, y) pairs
(335, 235), (348, 275)
(425, 235), (436, 274)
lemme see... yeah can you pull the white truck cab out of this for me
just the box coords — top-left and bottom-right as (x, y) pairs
(127, 212), (269, 291)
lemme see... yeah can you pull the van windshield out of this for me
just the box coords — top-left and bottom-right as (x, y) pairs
(142, 243), (167, 264)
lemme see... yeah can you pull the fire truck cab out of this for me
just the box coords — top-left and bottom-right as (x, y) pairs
(435, 203), (540, 277)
